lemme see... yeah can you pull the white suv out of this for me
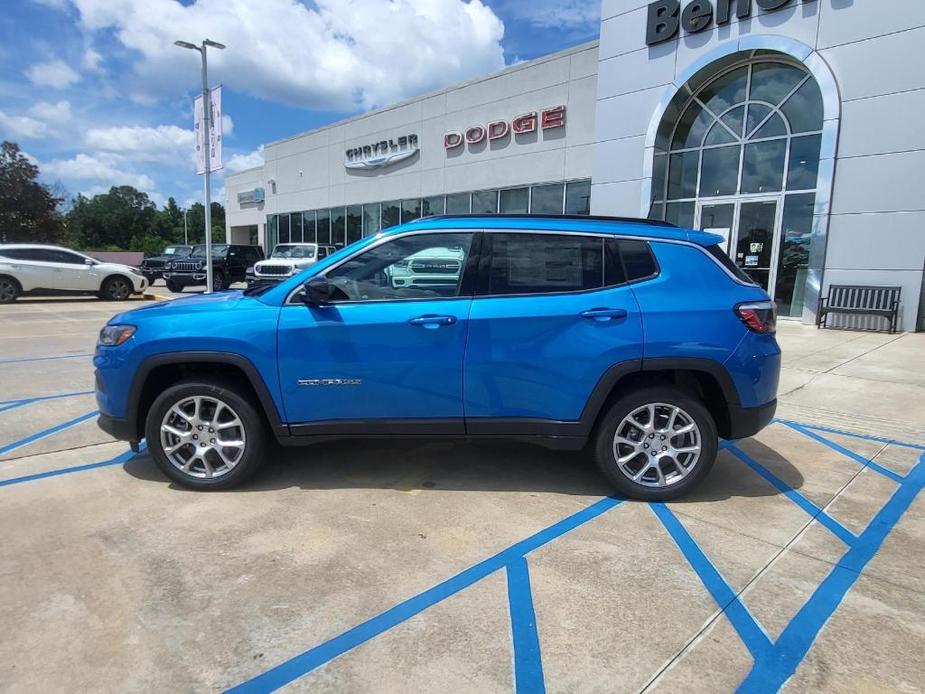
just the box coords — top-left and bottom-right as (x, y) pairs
(249, 243), (336, 287)
(0, 244), (148, 303)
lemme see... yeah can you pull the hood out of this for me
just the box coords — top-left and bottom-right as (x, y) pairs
(97, 261), (143, 275)
(107, 290), (249, 324)
(257, 258), (313, 268)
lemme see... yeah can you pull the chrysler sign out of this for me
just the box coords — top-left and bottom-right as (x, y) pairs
(646, 0), (816, 45)
(444, 106), (566, 150)
(345, 135), (419, 170)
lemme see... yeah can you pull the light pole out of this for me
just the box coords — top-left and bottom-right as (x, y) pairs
(183, 208), (188, 245)
(175, 38), (225, 292)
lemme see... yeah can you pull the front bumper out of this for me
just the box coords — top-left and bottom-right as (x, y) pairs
(725, 399), (777, 440)
(97, 412), (136, 443)
(163, 271), (205, 283)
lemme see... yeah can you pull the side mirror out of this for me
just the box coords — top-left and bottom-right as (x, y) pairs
(84, 258), (95, 266)
(303, 276), (332, 306)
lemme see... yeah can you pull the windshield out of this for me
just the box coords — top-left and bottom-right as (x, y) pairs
(191, 244), (228, 257)
(164, 246), (191, 256)
(272, 244), (316, 259)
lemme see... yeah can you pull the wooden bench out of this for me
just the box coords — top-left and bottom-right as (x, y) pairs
(816, 285), (901, 334)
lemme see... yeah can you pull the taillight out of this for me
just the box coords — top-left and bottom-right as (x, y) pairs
(735, 301), (776, 334)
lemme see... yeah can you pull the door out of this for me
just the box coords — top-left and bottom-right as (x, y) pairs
(464, 232), (645, 427)
(277, 231), (477, 432)
(696, 198), (781, 295)
(46, 249), (100, 290)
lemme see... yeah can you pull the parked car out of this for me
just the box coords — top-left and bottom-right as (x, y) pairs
(247, 242), (337, 289)
(162, 243), (264, 293)
(139, 245), (193, 285)
(0, 244), (148, 302)
(94, 214), (780, 499)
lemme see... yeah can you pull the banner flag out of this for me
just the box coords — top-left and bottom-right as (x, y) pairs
(194, 85), (223, 174)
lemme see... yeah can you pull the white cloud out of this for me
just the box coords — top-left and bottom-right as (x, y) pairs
(82, 47), (103, 72)
(221, 114), (233, 137)
(225, 145), (264, 173)
(84, 124), (195, 163)
(43, 152), (156, 191)
(29, 100), (72, 122)
(0, 111), (48, 139)
(25, 59), (81, 89)
(66, 0), (506, 110)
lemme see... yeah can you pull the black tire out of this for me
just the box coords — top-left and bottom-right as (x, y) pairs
(143, 273), (157, 285)
(592, 386), (718, 501)
(100, 275), (133, 301)
(212, 270), (228, 291)
(145, 379), (267, 490)
(0, 276), (21, 303)
(166, 279), (185, 293)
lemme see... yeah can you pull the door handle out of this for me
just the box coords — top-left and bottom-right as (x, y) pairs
(409, 315), (457, 329)
(579, 308), (628, 322)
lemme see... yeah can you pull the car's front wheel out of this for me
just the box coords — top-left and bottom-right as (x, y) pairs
(145, 380), (267, 490)
(593, 386), (717, 501)
(0, 276), (21, 303)
(166, 279), (185, 293)
(100, 275), (133, 301)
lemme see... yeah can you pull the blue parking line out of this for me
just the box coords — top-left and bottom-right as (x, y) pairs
(0, 390), (95, 414)
(651, 503), (773, 660)
(0, 352), (93, 365)
(0, 445), (144, 488)
(725, 444), (857, 546)
(506, 557), (546, 694)
(783, 421), (905, 484)
(0, 410), (99, 457)
(738, 453), (925, 691)
(226, 496), (624, 693)
(775, 419), (925, 452)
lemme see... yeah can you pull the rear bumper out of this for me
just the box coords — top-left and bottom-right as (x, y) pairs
(97, 412), (136, 443)
(725, 399), (777, 441)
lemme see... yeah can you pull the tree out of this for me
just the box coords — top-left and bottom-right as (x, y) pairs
(0, 141), (65, 244)
(184, 201), (226, 244)
(66, 185), (159, 250)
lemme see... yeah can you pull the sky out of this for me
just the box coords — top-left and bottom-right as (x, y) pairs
(0, 0), (600, 210)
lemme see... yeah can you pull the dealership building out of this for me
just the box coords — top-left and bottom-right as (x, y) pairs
(226, 0), (925, 331)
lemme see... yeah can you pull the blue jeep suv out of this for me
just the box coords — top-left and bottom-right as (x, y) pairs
(95, 215), (780, 500)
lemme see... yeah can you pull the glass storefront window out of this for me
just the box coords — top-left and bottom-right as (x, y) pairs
(699, 145), (740, 197)
(401, 198), (421, 222)
(775, 193), (815, 318)
(346, 205), (362, 245)
(278, 213), (290, 244)
(290, 212), (303, 242)
(665, 201), (694, 228)
(565, 180), (591, 215)
(266, 214), (278, 254)
(331, 207), (346, 247)
(787, 135), (821, 191)
(317, 208), (331, 245)
(667, 151), (698, 200)
(422, 195), (445, 217)
(471, 190), (498, 213)
(781, 79), (823, 134)
(741, 140), (786, 194)
(445, 193), (470, 214)
(530, 183), (564, 214)
(302, 211), (316, 243)
(381, 201), (400, 229)
(362, 203), (380, 236)
(499, 187), (528, 214)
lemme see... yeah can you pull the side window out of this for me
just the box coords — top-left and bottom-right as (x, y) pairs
(48, 250), (86, 265)
(325, 232), (474, 302)
(24, 249), (59, 263)
(0, 248), (27, 260)
(619, 239), (658, 281)
(484, 233), (603, 296)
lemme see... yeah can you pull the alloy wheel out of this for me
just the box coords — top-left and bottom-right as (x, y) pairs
(0, 279), (16, 302)
(612, 403), (702, 488)
(108, 278), (131, 300)
(159, 395), (247, 479)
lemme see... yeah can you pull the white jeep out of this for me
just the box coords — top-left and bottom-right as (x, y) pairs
(248, 243), (337, 288)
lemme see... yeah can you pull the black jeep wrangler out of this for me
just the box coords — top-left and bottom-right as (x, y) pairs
(163, 243), (264, 293)
(139, 245), (193, 285)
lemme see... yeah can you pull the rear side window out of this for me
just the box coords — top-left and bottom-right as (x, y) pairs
(485, 233), (603, 295)
(706, 244), (756, 284)
(619, 239), (658, 281)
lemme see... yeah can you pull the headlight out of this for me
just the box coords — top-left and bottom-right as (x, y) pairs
(98, 324), (136, 346)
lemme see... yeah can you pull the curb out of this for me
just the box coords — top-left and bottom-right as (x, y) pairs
(143, 293), (172, 302)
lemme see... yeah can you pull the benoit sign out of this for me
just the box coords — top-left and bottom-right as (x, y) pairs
(646, 0), (816, 45)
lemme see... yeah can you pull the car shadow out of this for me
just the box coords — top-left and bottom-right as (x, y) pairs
(15, 296), (151, 304)
(122, 435), (804, 500)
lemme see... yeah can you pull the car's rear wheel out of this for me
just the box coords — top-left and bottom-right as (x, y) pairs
(0, 276), (21, 303)
(145, 380), (266, 490)
(100, 275), (133, 301)
(592, 386), (717, 501)
(166, 279), (185, 293)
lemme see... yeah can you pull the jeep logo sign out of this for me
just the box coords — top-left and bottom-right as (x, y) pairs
(646, 0), (816, 46)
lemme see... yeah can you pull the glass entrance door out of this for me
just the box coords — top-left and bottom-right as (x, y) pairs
(697, 198), (781, 294)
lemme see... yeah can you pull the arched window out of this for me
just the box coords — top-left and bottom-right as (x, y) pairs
(650, 59), (824, 317)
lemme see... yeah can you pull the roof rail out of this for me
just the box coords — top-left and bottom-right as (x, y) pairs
(408, 213), (677, 228)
